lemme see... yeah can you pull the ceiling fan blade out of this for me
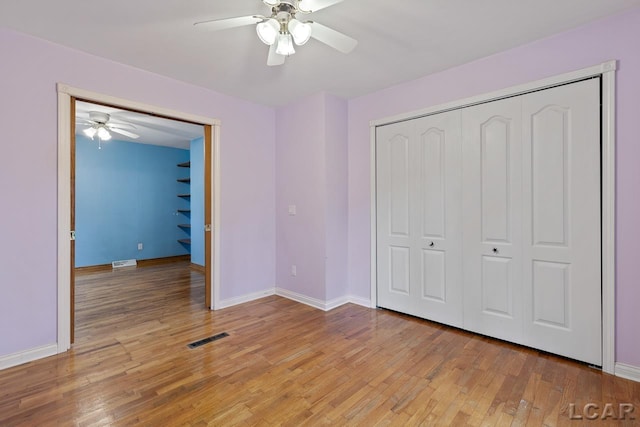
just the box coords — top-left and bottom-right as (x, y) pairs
(108, 122), (137, 130)
(309, 22), (357, 54)
(109, 127), (140, 139)
(267, 44), (286, 66)
(194, 15), (263, 31)
(299, 0), (344, 12)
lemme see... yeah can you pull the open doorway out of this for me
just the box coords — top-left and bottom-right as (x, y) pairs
(71, 100), (208, 343)
(57, 85), (221, 351)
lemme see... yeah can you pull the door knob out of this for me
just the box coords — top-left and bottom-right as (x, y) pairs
(492, 247), (499, 254)
(429, 241), (435, 247)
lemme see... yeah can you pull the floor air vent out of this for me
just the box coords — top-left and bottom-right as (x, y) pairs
(112, 259), (137, 268)
(188, 332), (229, 349)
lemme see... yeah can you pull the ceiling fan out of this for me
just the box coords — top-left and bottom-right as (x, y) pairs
(194, 0), (357, 66)
(78, 111), (140, 143)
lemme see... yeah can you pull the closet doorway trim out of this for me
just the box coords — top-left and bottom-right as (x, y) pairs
(369, 60), (616, 374)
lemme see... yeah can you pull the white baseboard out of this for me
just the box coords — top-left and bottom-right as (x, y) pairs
(348, 295), (374, 308)
(615, 362), (640, 383)
(0, 344), (58, 371)
(325, 295), (352, 311)
(215, 287), (372, 312)
(276, 287), (328, 310)
(217, 288), (276, 309)
(275, 287), (372, 312)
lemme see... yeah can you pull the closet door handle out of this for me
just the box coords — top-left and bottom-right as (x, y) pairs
(492, 247), (499, 254)
(429, 241), (435, 248)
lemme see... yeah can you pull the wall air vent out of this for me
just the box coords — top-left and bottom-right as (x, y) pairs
(112, 259), (137, 268)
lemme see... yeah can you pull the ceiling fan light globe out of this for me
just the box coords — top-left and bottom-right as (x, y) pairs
(97, 127), (112, 141)
(275, 33), (295, 56)
(256, 18), (279, 45)
(83, 127), (97, 139)
(263, 0), (279, 6)
(288, 19), (312, 45)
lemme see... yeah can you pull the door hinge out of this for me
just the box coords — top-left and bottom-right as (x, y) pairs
(70, 230), (76, 241)
(204, 224), (212, 232)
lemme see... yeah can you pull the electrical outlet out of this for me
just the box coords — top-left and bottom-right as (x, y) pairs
(138, 243), (143, 251)
(291, 265), (297, 276)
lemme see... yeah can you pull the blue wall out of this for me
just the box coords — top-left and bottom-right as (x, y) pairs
(75, 136), (190, 267)
(190, 137), (205, 266)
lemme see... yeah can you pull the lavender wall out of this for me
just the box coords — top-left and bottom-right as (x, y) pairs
(347, 8), (640, 367)
(275, 93), (349, 302)
(0, 28), (276, 357)
(276, 93), (327, 300)
(324, 96), (349, 302)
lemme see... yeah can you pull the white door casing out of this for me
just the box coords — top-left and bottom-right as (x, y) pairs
(57, 84), (222, 353)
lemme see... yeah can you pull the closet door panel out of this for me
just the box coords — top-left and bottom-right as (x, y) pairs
(481, 117), (512, 243)
(532, 260), (570, 327)
(531, 106), (569, 247)
(420, 128), (446, 238)
(414, 111), (463, 326)
(388, 135), (411, 237)
(389, 246), (411, 294)
(481, 256), (513, 317)
(462, 97), (523, 342)
(522, 78), (601, 365)
(376, 122), (416, 313)
(421, 249), (446, 302)
(376, 111), (463, 326)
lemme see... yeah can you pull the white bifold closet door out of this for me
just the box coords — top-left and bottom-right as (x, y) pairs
(461, 96), (524, 344)
(520, 79), (601, 365)
(376, 110), (463, 326)
(376, 78), (602, 365)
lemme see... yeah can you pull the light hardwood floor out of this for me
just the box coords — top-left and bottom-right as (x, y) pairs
(1, 262), (638, 426)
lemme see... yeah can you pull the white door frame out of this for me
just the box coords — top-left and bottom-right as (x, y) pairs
(57, 84), (222, 353)
(369, 60), (617, 374)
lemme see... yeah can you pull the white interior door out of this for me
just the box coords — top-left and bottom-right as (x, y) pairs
(376, 111), (463, 326)
(521, 78), (602, 365)
(461, 97), (524, 343)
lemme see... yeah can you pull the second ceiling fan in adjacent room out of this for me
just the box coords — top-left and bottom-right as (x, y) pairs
(78, 111), (140, 148)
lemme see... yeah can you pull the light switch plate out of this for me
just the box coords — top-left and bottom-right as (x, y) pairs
(288, 205), (297, 215)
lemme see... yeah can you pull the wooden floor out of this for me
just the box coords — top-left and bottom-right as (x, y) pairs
(0, 262), (638, 426)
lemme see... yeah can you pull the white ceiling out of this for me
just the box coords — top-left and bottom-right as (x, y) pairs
(1, 0), (640, 108)
(76, 101), (203, 149)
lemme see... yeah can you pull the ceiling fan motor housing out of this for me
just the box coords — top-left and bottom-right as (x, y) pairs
(88, 111), (110, 124)
(274, 2), (296, 22)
